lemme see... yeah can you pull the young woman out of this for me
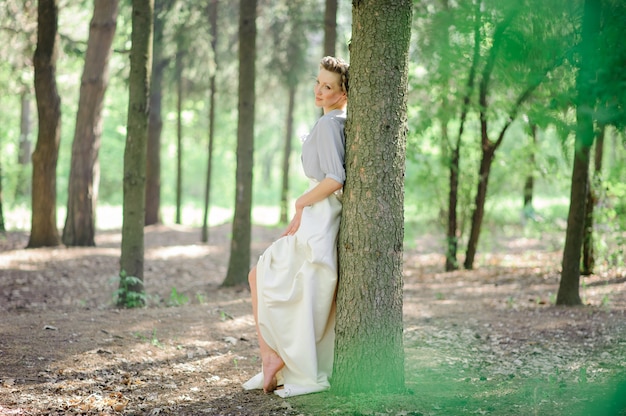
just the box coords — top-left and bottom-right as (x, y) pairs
(243, 56), (349, 397)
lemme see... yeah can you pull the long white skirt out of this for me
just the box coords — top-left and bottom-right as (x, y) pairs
(243, 182), (342, 397)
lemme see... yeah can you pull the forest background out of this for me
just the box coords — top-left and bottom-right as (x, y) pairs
(0, 0), (624, 277)
(1, 0), (626, 414)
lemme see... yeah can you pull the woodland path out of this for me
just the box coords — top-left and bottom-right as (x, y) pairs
(0, 224), (624, 415)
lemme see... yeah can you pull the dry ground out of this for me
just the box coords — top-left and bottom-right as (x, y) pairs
(0, 224), (625, 415)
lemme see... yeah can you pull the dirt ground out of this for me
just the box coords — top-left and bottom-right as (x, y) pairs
(0, 224), (625, 415)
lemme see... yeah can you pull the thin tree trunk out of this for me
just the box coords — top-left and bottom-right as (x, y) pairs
(0, 148), (4, 234)
(201, 0), (218, 243)
(0, 99), (4, 232)
(222, 0), (257, 287)
(28, 0), (61, 248)
(279, 85), (295, 224)
(610, 128), (617, 168)
(557, 0), (600, 306)
(323, 0), (337, 56)
(464, 146), (495, 270)
(558, 144), (590, 305)
(523, 124), (537, 215)
(19, 92), (32, 165)
(334, 0), (411, 395)
(445, 0), (481, 272)
(463, 10), (553, 269)
(145, 0), (169, 226)
(118, 0), (153, 305)
(581, 124), (604, 275)
(446, 141), (460, 270)
(15, 91), (32, 200)
(175, 46), (183, 225)
(63, 0), (118, 246)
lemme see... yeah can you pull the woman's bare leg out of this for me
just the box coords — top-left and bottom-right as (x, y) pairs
(248, 266), (284, 392)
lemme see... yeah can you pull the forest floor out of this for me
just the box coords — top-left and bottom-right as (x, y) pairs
(0, 224), (625, 416)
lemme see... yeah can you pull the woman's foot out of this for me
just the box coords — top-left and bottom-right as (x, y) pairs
(262, 351), (284, 393)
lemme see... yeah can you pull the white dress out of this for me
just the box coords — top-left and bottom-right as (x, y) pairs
(243, 110), (346, 397)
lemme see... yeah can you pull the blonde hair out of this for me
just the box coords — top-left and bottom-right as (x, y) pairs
(320, 56), (349, 94)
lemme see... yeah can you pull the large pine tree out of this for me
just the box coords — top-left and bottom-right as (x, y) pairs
(333, 0), (412, 395)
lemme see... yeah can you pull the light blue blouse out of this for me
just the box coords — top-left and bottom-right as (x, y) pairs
(301, 109), (346, 184)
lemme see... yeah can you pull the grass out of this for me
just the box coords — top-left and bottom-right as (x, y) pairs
(290, 360), (626, 416)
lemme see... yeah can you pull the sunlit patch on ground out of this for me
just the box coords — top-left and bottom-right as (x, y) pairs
(0, 225), (624, 415)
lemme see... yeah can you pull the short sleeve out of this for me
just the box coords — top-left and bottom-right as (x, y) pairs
(315, 116), (346, 184)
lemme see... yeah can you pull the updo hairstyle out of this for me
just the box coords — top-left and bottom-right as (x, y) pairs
(320, 56), (349, 94)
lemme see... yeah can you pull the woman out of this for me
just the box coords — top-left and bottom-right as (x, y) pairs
(243, 56), (349, 397)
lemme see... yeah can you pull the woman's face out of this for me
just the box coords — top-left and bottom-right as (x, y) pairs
(314, 68), (346, 113)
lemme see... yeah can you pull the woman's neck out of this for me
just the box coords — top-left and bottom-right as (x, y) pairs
(323, 103), (347, 114)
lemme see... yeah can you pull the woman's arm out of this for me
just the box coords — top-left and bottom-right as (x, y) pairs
(281, 177), (343, 236)
(295, 177), (342, 209)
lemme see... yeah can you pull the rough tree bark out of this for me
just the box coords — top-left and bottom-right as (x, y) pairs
(333, 0), (412, 395)
(222, 0), (256, 287)
(63, 0), (118, 246)
(28, 0), (61, 248)
(118, 0), (153, 305)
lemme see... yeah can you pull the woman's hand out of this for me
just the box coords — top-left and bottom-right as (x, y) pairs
(280, 178), (342, 237)
(281, 208), (303, 237)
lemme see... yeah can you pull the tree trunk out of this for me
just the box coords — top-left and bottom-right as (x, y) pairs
(523, 124), (537, 216)
(63, 0), (118, 247)
(464, 145), (495, 269)
(0, 153), (4, 233)
(201, 0), (218, 243)
(15, 92), (32, 200)
(323, 0), (337, 56)
(581, 124), (604, 276)
(446, 0), (481, 272)
(279, 85), (295, 224)
(222, 0), (256, 287)
(557, 144), (590, 305)
(118, 0), (153, 305)
(28, 0), (61, 248)
(463, 11), (545, 270)
(145, 0), (169, 226)
(446, 142), (460, 270)
(175, 46), (183, 225)
(333, 0), (411, 395)
(557, 0), (600, 306)
(19, 91), (32, 165)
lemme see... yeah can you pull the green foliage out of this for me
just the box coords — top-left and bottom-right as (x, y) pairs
(219, 309), (234, 321)
(167, 287), (189, 307)
(591, 179), (626, 269)
(133, 328), (163, 348)
(195, 292), (206, 304)
(0, 0), (624, 283)
(113, 271), (146, 308)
